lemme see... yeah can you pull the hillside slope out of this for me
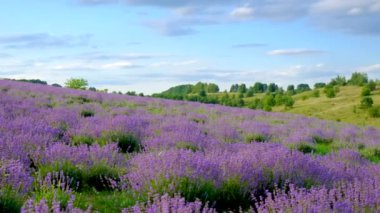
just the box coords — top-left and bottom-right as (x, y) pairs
(272, 86), (380, 127)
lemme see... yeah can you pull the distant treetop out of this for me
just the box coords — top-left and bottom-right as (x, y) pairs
(64, 78), (88, 90)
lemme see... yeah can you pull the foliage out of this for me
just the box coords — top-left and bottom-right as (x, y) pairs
(314, 82), (326, 88)
(286, 85), (295, 95)
(17, 79), (48, 85)
(361, 86), (371, 96)
(324, 86), (336, 98)
(51, 83), (62, 88)
(368, 106), (380, 118)
(348, 72), (368, 86)
(312, 89), (320, 97)
(64, 78), (88, 90)
(361, 96), (373, 108)
(329, 75), (347, 86)
(252, 82), (268, 93)
(0, 188), (24, 213)
(101, 131), (141, 153)
(368, 80), (377, 91)
(296, 84), (311, 93)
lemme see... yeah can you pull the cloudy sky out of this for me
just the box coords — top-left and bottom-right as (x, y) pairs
(1, 0), (380, 94)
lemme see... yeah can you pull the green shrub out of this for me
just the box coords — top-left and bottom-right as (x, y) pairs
(312, 89), (320, 98)
(38, 161), (84, 190)
(38, 161), (120, 191)
(101, 131), (141, 153)
(33, 176), (72, 209)
(297, 143), (316, 154)
(71, 135), (94, 146)
(361, 86), (371, 96)
(312, 136), (333, 145)
(324, 86), (336, 98)
(86, 162), (120, 191)
(0, 188), (24, 213)
(368, 106), (380, 118)
(214, 177), (251, 211)
(368, 80), (377, 91)
(152, 177), (250, 212)
(175, 142), (199, 152)
(245, 134), (269, 143)
(360, 148), (380, 163)
(80, 109), (95, 118)
(361, 96), (373, 109)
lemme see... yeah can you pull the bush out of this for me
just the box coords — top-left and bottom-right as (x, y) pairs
(312, 136), (333, 145)
(361, 96), (373, 108)
(38, 161), (84, 190)
(65, 78), (88, 90)
(297, 143), (316, 154)
(368, 106), (380, 118)
(152, 177), (250, 212)
(245, 134), (269, 143)
(38, 161), (120, 191)
(0, 188), (24, 213)
(101, 131), (141, 153)
(368, 80), (376, 91)
(283, 96), (295, 109)
(324, 86), (336, 98)
(175, 142), (199, 152)
(33, 172), (73, 209)
(312, 89), (320, 98)
(361, 86), (371, 96)
(86, 162), (120, 191)
(360, 148), (380, 163)
(71, 135), (94, 146)
(80, 109), (95, 118)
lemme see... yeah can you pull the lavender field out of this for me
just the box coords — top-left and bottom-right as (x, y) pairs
(1, 79), (380, 213)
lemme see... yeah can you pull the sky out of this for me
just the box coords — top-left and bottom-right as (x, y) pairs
(1, 0), (380, 94)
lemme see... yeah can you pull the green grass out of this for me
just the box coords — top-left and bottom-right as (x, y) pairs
(74, 191), (144, 213)
(271, 86), (380, 128)
(360, 148), (380, 163)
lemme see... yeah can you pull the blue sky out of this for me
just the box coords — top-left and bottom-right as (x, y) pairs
(1, 0), (380, 94)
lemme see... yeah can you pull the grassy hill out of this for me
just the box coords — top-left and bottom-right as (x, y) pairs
(272, 86), (380, 128)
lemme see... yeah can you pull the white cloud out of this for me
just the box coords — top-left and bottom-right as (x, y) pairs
(231, 6), (255, 20)
(102, 61), (138, 69)
(268, 49), (324, 56)
(358, 64), (380, 73)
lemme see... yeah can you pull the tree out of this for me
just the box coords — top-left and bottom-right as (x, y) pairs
(368, 80), (377, 91)
(287, 85), (295, 95)
(283, 95), (295, 109)
(246, 87), (254, 97)
(65, 78), (88, 90)
(126, 91), (137, 96)
(361, 96), (373, 108)
(324, 86), (336, 98)
(348, 72), (368, 86)
(361, 86), (371, 97)
(88, 87), (97, 91)
(253, 82), (267, 93)
(314, 82), (326, 88)
(238, 84), (247, 94)
(198, 90), (207, 97)
(193, 82), (206, 93)
(230, 84), (239, 93)
(207, 83), (220, 93)
(18, 79), (48, 85)
(51, 83), (62, 87)
(312, 89), (320, 98)
(267, 83), (279, 93)
(296, 84), (311, 93)
(329, 75), (346, 86)
(369, 106), (380, 118)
